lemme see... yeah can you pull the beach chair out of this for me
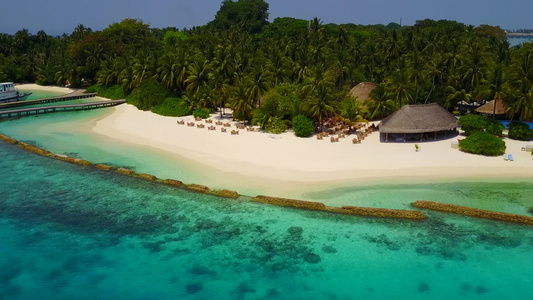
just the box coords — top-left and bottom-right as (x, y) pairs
(508, 154), (514, 161)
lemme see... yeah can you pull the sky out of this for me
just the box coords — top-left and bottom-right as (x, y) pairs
(1, 0), (532, 36)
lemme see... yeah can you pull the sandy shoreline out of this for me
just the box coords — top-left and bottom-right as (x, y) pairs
(16, 83), (77, 94)
(93, 104), (532, 190)
(8, 85), (532, 198)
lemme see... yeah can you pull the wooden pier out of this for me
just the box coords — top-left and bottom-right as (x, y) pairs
(0, 100), (126, 119)
(0, 89), (97, 109)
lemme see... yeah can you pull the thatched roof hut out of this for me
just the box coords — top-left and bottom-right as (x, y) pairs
(475, 99), (507, 115)
(379, 103), (458, 141)
(348, 82), (377, 102)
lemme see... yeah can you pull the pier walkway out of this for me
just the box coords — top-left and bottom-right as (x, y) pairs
(0, 100), (126, 119)
(0, 89), (97, 109)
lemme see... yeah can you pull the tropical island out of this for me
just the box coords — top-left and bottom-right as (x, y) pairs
(1, 0), (532, 199)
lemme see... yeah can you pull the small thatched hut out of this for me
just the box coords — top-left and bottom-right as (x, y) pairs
(348, 82), (377, 103)
(379, 103), (458, 142)
(475, 99), (507, 116)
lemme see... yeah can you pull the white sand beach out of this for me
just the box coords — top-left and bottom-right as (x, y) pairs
(8, 85), (532, 197)
(16, 83), (77, 94)
(92, 103), (533, 192)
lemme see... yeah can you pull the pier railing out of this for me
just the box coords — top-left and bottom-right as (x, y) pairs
(0, 91), (97, 109)
(0, 100), (125, 119)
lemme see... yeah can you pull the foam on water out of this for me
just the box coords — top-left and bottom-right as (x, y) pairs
(0, 142), (532, 300)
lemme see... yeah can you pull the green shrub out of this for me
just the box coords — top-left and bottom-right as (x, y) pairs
(458, 114), (487, 136)
(86, 84), (104, 94)
(508, 121), (533, 141)
(265, 117), (288, 134)
(459, 131), (506, 156)
(152, 97), (190, 117)
(292, 114), (315, 137)
(126, 79), (169, 111)
(486, 119), (505, 136)
(192, 108), (211, 119)
(86, 84), (126, 100)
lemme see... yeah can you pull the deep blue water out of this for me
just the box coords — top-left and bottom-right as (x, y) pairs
(1, 138), (533, 299)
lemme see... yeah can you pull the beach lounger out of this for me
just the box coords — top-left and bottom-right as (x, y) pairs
(508, 154), (513, 161)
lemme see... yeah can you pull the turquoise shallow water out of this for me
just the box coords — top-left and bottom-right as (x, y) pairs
(1, 141), (533, 300)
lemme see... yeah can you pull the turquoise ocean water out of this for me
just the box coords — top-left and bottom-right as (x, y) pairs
(1, 90), (533, 299)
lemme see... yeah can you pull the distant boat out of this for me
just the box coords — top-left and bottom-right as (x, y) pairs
(0, 82), (32, 103)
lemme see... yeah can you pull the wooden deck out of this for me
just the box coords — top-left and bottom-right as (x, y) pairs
(0, 100), (126, 119)
(0, 89), (97, 109)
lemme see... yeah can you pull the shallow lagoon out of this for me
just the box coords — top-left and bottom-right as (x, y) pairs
(1, 142), (532, 300)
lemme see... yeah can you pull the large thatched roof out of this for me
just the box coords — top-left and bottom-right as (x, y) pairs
(379, 103), (458, 134)
(348, 82), (377, 102)
(475, 99), (507, 115)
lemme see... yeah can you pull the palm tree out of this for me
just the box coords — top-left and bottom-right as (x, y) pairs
(229, 79), (254, 120)
(479, 64), (507, 119)
(368, 84), (397, 120)
(266, 47), (290, 86)
(387, 69), (414, 107)
(132, 52), (158, 88)
(306, 81), (336, 124)
(185, 56), (211, 99)
(158, 53), (178, 90)
(507, 49), (533, 120)
(407, 50), (425, 102)
(507, 88), (533, 121)
(247, 64), (271, 107)
(340, 96), (368, 122)
(459, 41), (488, 91)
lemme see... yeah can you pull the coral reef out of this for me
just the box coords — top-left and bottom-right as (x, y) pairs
(186, 184), (211, 194)
(163, 179), (185, 187)
(138, 173), (157, 181)
(0, 133), (18, 144)
(336, 206), (426, 220)
(95, 164), (114, 171)
(212, 189), (240, 199)
(52, 153), (92, 166)
(18, 142), (52, 157)
(413, 200), (533, 226)
(254, 196), (427, 220)
(253, 195), (326, 210)
(116, 168), (136, 176)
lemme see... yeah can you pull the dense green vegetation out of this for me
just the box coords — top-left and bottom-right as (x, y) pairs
(459, 131), (506, 156)
(2, 0), (533, 134)
(292, 114), (315, 137)
(152, 97), (190, 116)
(508, 121), (533, 140)
(458, 114), (504, 136)
(86, 84), (126, 100)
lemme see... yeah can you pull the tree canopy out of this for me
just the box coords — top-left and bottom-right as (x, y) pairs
(209, 0), (269, 34)
(2, 0), (533, 138)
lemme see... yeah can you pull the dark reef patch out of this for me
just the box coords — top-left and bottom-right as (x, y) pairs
(418, 282), (430, 293)
(185, 282), (203, 295)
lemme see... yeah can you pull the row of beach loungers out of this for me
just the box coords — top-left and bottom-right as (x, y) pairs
(177, 118), (254, 135)
(317, 123), (377, 144)
(178, 117), (378, 142)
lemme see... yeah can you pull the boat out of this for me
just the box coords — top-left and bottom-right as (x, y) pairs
(0, 82), (32, 103)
